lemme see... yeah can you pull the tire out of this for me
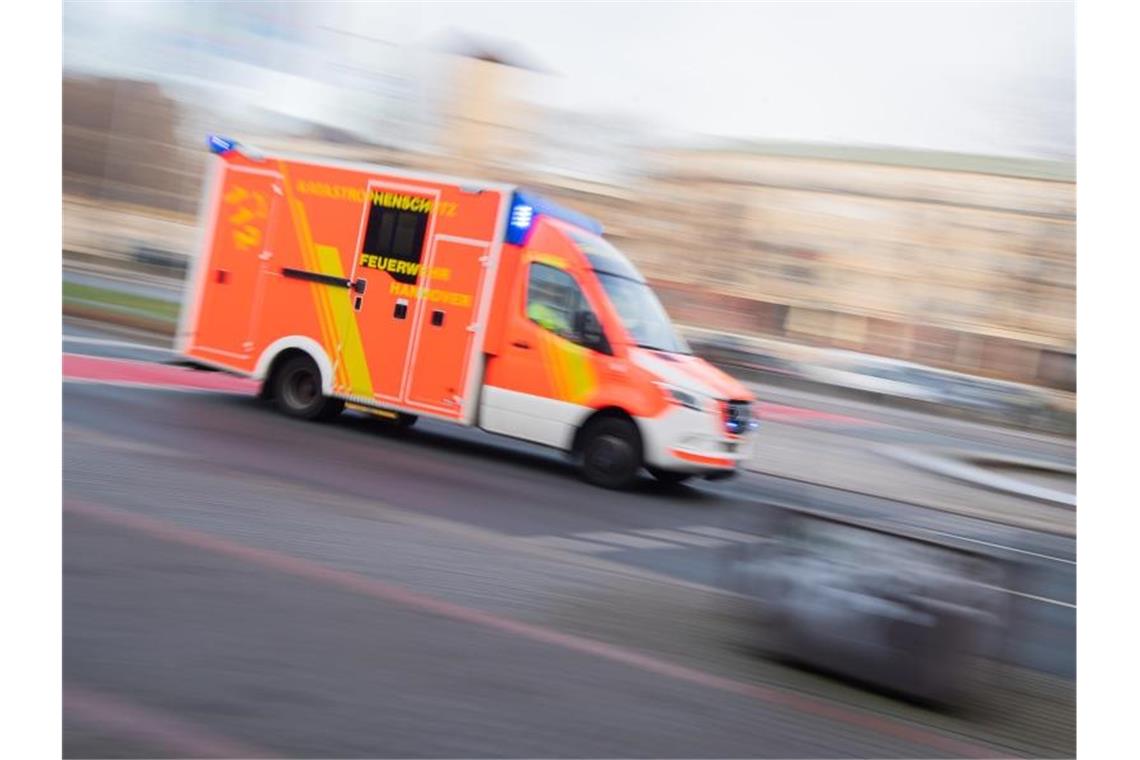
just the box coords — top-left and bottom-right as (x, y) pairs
(271, 354), (344, 421)
(579, 417), (642, 490)
(647, 466), (693, 486)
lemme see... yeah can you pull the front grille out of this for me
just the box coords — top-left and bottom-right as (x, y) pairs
(722, 399), (752, 435)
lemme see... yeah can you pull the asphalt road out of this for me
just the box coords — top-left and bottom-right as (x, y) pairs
(62, 324), (1076, 757)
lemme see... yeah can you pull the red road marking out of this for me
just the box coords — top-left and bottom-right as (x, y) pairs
(65, 683), (274, 758)
(63, 353), (258, 394)
(64, 354), (873, 427)
(65, 497), (1007, 759)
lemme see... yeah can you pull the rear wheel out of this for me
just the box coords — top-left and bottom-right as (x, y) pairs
(271, 354), (344, 421)
(579, 417), (642, 490)
(647, 466), (693, 486)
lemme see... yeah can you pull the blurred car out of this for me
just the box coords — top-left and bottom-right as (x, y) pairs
(806, 353), (1056, 425)
(935, 373), (1055, 425)
(685, 332), (803, 378)
(798, 357), (944, 403)
(726, 510), (1009, 705)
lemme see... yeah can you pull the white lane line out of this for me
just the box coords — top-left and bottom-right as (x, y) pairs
(63, 336), (174, 353)
(633, 528), (732, 548)
(521, 536), (618, 554)
(574, 531), (683, 550)
(678, 526), (771, 544)
(976, 583), (1076, 609)
(913, 527), (1076, 565)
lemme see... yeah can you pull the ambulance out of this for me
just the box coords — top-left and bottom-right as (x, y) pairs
(178, 136), (757, 488)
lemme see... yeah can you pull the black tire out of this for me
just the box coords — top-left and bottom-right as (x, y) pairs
(647, 466), (693, 486)
(271, 354), (344, 421)
(579, 417), (642, 490)
(318, 397), (347, 421)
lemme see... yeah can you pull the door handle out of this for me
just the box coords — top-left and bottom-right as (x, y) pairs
(281, 267), (350, 288)
(511, 340), (531, 350)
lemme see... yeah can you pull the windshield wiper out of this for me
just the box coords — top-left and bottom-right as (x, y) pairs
(636, 343), (692, 356)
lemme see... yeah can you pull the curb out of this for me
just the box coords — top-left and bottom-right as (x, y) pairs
(742, 466), (1076, 538)
(63, 303), (176, 338)
(878, 446), (1076, 508)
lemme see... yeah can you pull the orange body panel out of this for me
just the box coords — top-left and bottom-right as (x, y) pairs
(182, 151), (506, 421)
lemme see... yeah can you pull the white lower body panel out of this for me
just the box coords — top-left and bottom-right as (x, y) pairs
(479, 386), (590, 450)
(479, 386), (754, 474)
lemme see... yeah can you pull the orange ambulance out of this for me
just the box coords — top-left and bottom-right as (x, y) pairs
(178, 136), (757, 488)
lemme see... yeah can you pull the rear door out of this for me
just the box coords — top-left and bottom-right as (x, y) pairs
(191, 165), (282, 361)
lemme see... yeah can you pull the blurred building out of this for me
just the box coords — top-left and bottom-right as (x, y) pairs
(433, 35), (544, 173)
(63, 77), (189, 213)
(623, 142), (1075, 389)
(61, 4), (1075, 391)
(526, 109), (651, 187)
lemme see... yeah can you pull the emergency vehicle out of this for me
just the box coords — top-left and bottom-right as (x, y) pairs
(178, 136), (757, 488)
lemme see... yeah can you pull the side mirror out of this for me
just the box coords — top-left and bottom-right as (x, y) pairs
(574, 310), (611, 354)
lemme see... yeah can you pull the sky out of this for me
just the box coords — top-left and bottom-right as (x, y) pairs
(64, 1), (1076, 160)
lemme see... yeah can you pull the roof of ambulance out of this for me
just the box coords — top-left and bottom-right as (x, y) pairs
(208, 135), (603, 239)
(209, 135), (518, 196)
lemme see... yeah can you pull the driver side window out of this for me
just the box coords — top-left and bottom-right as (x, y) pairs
(525, 263), (595, 347)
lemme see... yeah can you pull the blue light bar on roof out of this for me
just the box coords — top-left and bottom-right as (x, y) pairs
(505, 190), (603, 245)
(207, 134), (237, 155)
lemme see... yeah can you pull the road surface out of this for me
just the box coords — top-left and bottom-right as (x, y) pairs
(62, 324), (1075, 758)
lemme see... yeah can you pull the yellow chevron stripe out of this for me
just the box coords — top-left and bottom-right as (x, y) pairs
(276, 160), (346, 390)
(292, 200), (348, 389)
(561, 342), (596, 403)
(540, 332), (570, 401)
(314, 244), (373, 397)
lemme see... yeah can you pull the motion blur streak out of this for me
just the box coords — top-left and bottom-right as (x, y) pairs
(65, 497), (1004, 759)
(64, 683), (273, 758)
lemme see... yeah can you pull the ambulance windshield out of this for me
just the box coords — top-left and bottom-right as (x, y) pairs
(568, 229), (691, 355)
(597, 273), (691, 355)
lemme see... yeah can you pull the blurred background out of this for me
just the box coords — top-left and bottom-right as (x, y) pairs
(62, 0), (1075, 427)
(62, 2), (1076, 758)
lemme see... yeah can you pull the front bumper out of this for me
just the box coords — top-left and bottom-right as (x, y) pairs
(639, 405), (755, 473)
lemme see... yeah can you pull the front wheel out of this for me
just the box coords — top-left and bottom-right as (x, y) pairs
(271, 354), (344, 421)
(579, 417), (642, 490)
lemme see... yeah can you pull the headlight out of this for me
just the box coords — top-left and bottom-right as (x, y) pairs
(657, 382), (705, 412)
(721, 399), (758, 435)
